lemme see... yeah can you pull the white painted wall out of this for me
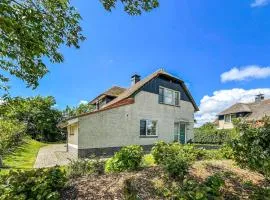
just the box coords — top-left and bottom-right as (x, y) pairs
(77, 91), (195, 149)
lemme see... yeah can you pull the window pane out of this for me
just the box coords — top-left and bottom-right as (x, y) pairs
(224, 115), (231, 123)
(146, 120), (157, 135)
(175, 92), (180, 106)
(164, 89), (173, 105)
(159, 87), (164, 103)
(140, 120), (146, 135)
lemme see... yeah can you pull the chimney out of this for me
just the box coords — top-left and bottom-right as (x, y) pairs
(131, 74), (141, 86)
(255, 94), (264, 103)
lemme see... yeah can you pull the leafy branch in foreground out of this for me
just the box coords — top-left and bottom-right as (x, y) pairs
(0, 0), (85, 90)
(101, 0), (159, 15)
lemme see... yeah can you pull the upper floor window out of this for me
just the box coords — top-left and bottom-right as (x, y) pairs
(159, 86), (180, 106)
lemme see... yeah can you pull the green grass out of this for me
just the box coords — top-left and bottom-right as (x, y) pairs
(0, 139), (46, 175)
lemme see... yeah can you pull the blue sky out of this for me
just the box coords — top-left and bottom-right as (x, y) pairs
(7, 0), (270, 125)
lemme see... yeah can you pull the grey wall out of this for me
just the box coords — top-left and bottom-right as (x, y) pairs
(77, 91), (194, 151)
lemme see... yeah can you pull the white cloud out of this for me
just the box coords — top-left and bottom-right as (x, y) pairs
(79, 100), (88, 105)
(195, 88), (270, 127)
(251, 0), (270, 7)
(221, 65), (270, 82)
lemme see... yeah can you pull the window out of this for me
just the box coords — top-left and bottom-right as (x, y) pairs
(70, 125), (75, 135)
(224, 115), (231, 123)
(140, 120), (157, 136)
(159, 86), (180, 106)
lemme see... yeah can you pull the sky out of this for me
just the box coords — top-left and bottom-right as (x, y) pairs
(6, 0), (270, 126)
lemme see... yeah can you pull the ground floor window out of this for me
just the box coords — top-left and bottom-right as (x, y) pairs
(140, 120), (157, 136)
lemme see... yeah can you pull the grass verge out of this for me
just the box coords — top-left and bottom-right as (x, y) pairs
(0, 139), (46, 175)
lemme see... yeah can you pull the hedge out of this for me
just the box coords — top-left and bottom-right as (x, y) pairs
(194, 128), (234, 144)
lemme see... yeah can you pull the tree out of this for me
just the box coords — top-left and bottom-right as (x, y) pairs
(101, 0), (159, 15)
(63, 103), (95, 119)
(0, 0), (85, 91)
(0, 0), (159, 91)
(0, 96), (63, 141)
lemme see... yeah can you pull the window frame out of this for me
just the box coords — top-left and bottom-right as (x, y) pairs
(159, 86), (180, 106)
(69, 125), (75, 136)
(140, 119), (158, 137)
(224, 114), (231, 123)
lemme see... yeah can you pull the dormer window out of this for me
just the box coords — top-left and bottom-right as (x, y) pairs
(159, 86), (180, 106)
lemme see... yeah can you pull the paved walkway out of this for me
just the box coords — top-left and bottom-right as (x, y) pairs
(34, 144), (77, 168)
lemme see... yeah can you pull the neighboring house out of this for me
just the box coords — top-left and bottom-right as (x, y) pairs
(217, 94), (270, 129)
(61, 69), (199, 157)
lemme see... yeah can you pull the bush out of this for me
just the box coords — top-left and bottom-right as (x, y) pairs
(0, 167), (67, 200)
(194, 123), (237, 144)
(0, 119), (25, 157)
(67, 158), (105, 178)
(155, 173), (225, 199)
(162, 154), (190, 179)
(231, 117), (270, 178)
(151, 142), (197, 179)
(105, 145), (143, 172)
(151, 141), (197, 165)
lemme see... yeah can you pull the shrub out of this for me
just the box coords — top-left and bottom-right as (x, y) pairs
(194, 123), (237, 144)
(162, 154), (190, 179)
(155, 173), (225, 199)
(0, 167), (67, 200)
(151, 142), (197, 179)
(142, 154), (155, 167)
(151, 141), (197, 165)
(0, 119), (25, 159)
(105, 145), (143, 172)
(231, 117), (270, 178)
(67, 158), (105, 178)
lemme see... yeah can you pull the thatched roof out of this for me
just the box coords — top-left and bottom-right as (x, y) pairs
(246, 99), (270, 121)
(218, 99), (270, 121)
(89, 86), (126, 104)
(218, 103), (251, 115)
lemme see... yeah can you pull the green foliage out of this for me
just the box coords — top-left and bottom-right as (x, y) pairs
(151, 142), (197, 179)
(162, 154), (190, 180)
(179, 174), (224, 199)
(67, 158), (105, 178)
(194, 123), (238, 144)
(151, 141), (197, 165)
(0, 0), (85, 91)
(101, 0), (159, 15)
(155, 173), (225, 199)
(0, 96), (63, 142)
(0, 167), (67, 200)
(105, 145), (143, 172)
(142, 154), (155, 167)
(0, 119), (25, 157)
(231, 117), (270, 178)
(62, 103), (95, 118)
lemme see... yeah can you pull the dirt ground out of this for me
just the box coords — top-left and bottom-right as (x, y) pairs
(61, 160), (269, 200)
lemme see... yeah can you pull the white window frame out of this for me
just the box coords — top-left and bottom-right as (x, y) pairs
(159, 86), (180, 106)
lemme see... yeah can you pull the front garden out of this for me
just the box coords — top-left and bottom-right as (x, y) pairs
(1, 118), (270, 199)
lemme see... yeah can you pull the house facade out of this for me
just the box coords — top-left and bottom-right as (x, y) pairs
(217, 94), (270, 129)
(63, 69), (199, 157)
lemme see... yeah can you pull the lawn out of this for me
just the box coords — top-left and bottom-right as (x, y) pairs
(0, 139), (46, 175)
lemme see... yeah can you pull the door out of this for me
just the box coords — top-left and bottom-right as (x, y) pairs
(179, 123), (186, 144)
(174, 122), (186, 144)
